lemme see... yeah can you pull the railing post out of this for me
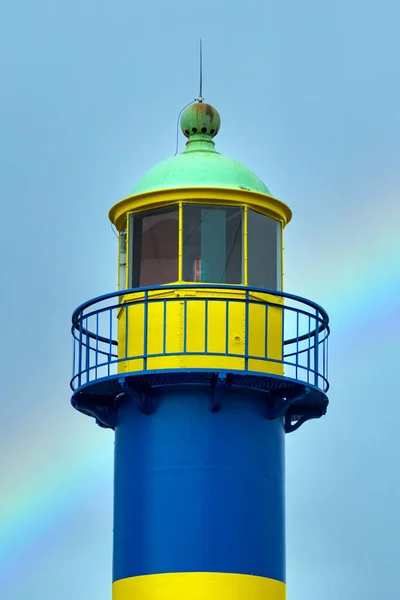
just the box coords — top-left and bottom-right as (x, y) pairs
(183, 298), (187, 354)
(281, 300), (285, 368)
(314, 309), (319, 388)
(78, 313), (83, 388)
(72, 331), (76, 386)
(244, 289), (249, 371)
(325, 334), (329, 392)
(143, 290), (148, 370)
(295, 310), (299, 380)
(322, 325), (326, 386)
(95, 313), (99, 379)
(125, 303), (129, 360)
(307, 315), (311, 384)
(225, 299), (229, 355)
(109, 308), (112, 377)
(163, 299), (167, 355)
(264, 301), (269, 359)
(85, 316), (90, 383)
(204, 299), (208, 354)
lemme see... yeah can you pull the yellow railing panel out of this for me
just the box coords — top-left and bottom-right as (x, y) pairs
(186, 300), (206, 353)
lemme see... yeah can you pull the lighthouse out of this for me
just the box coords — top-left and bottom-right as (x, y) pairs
(70, 100), (330, 599)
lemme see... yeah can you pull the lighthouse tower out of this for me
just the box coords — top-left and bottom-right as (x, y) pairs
(71, 101), (330, 599)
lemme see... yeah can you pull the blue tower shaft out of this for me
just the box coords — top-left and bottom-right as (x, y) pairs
(112, 385), (285, 596)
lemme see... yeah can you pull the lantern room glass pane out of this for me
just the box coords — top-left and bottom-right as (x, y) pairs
(247, 209), (282, 290)
(182, 205), (243, 284)
(129, 207), (179, 287)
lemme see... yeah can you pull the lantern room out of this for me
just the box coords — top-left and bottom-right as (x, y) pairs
(106, 103), (294, 378)
(111, 103), (291, 292)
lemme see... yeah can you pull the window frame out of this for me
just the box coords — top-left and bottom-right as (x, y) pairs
(122, 201), (283, 290)
(246, 206), (283, 291)
(128, 205), (180, 288)
(181, 202), (244, 285)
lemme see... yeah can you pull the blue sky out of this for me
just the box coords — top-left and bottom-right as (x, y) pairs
(1, 1), (399, 598)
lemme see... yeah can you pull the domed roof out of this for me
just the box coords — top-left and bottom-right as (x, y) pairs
(130, 151), (271, 196)
(130, 102), (271, 197)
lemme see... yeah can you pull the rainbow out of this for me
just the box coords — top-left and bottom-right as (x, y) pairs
(2, 187), (399, 580)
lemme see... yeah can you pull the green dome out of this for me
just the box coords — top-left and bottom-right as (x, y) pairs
(131, 151), (271, 196)
(130, 102), (271, 197)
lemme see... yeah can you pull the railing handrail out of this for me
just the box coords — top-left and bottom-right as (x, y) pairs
(72, 296), (330, 353)
(71, 284), (330, 396)
(72, 283), (329, 326)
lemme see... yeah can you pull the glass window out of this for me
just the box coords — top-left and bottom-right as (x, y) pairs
(129, 207), (179, 287)
(247, 209), (282, 290)
(182, 205), (242, 284)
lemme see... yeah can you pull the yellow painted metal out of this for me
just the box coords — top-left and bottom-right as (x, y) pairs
(117, 233), (121, 291)
(243, 206), (248, 285)
(178, 202), (183, 282)
(124, 213), (129, 290)
(186, 299), (205, 352)
(117, 216), (125, 291)
(112, 572), (286, 599)
(117, 287), (283, 376)
(281, 226), (285, 290)
(109, 187), (291, 231)
(117, 214), (128, 291)
(117, 297), (145, 373)
(247, 290), (283, 375)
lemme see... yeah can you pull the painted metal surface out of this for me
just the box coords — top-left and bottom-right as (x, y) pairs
(129, 154), (271, 198)
(109, 188), (291, 233)
(117, 288), (283, 374)
(180, 102), (221, 139)
(113, 573), (286, 599)
(113, 385), (285, 583)
(127, 100), (270, 197)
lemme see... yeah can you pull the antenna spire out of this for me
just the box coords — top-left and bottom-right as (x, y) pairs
(198, 39), (203, 102)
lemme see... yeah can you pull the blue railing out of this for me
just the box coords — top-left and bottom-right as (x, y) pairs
(71, 284), (330, 394)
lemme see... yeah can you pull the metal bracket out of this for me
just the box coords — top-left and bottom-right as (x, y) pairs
(71, 395), (117, 429)
(209, 372), (229, 412)
(118, 377), (153, 414)
(266, 386), (326, 433)
(282, 387), (327, 433)
(266, 387), (307, 420)
(285, 410), (324, 433)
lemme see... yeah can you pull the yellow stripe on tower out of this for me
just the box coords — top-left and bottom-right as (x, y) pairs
(113, 572), (286, 599)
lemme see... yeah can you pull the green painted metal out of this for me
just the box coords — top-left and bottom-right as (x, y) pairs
(181, 103), (221, 139)
(130, 151), (271, 196)
(129, 102), (271, 196)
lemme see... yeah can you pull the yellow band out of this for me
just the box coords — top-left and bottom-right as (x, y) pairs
(112, 572), (286, 599)
(109, 187), (292, 231)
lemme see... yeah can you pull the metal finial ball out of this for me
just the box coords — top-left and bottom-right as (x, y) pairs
(181, 103), (221, 138)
